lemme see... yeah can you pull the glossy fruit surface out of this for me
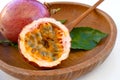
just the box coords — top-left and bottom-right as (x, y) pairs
(0, 0), (50, 42)
(19, 18), (71, 68)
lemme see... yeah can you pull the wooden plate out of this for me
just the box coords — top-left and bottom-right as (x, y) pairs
(0, 2), (117, 80)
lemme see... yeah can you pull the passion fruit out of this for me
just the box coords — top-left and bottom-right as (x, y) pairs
(0, 0), (50, 42)
(19, 18), (71, 68)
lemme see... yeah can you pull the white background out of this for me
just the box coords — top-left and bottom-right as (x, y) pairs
(0, 0), (120, 80)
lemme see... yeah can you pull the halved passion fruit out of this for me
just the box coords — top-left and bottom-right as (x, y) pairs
(19, 18), (71, 68)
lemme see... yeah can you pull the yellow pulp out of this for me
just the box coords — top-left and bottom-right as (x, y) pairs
(24, 22), (64, 62)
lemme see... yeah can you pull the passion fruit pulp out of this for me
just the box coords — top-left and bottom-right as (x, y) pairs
(19, 18), (71, 68)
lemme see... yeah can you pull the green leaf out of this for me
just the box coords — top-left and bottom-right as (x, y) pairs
(58, 19), (67, 24)
(0, 40), (18, 48)
(70, 27), (108, 50)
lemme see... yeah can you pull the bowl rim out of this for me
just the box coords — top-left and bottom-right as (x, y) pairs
(0, 1), (117, 77)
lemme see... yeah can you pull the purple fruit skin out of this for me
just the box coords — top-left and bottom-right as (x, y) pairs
(0, 0), (50, 42)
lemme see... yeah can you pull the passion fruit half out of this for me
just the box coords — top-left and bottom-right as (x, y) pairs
(19, 18), (71, 68)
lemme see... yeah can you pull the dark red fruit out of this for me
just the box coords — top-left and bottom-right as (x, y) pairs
(0, 0), (50, 42)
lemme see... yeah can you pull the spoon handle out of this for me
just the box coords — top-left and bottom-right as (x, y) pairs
(67, 0), (104, 32)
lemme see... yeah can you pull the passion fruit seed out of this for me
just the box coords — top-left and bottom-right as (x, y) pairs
(24, 22), (64, 62)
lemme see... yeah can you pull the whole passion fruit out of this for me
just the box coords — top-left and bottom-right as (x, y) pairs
(0, 0), (50, 42)
(19, 18), (71, 68)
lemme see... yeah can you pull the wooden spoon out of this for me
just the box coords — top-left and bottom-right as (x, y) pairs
(66, 0), (104, 32)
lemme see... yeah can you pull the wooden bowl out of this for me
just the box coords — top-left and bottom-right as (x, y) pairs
(0, 2), (117, 80)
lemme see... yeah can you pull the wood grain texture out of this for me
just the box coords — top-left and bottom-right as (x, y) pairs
(0, 2), (117, 80)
